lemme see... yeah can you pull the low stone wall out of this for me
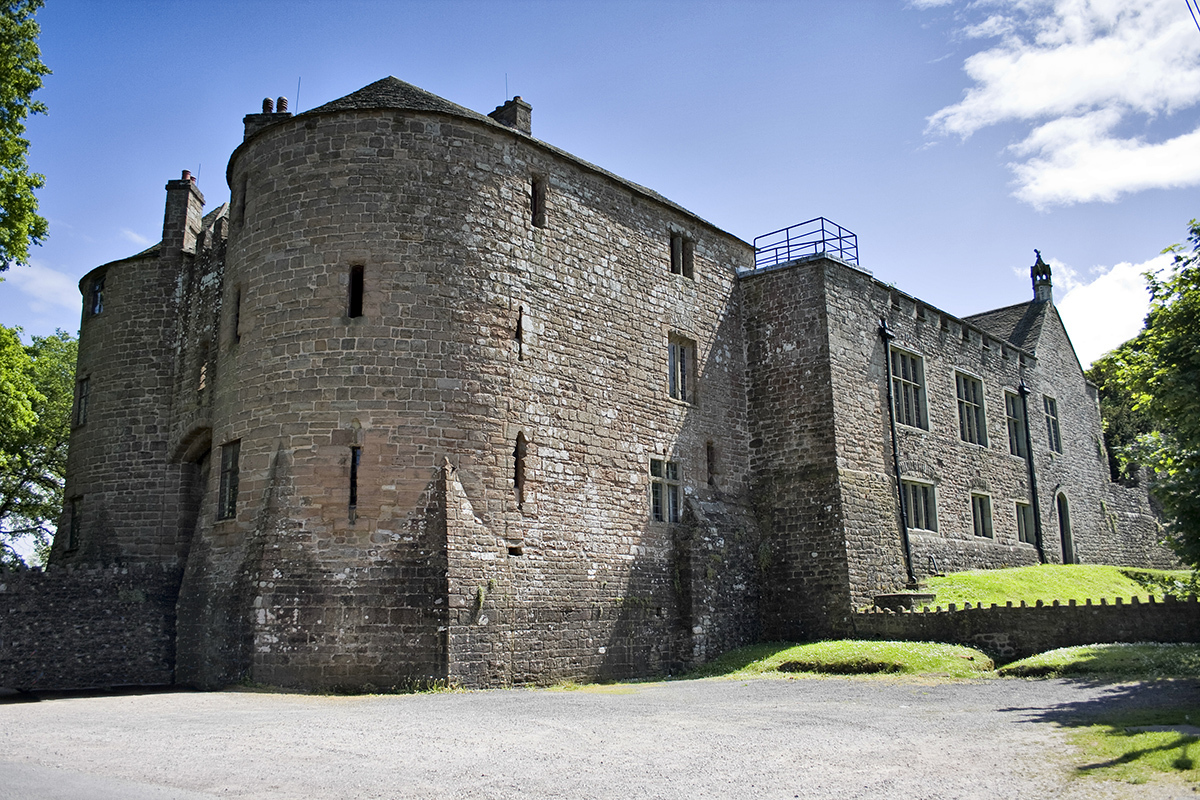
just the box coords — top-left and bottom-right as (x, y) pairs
(0, 563), (182, 691)
(848, 595), (1200, 660)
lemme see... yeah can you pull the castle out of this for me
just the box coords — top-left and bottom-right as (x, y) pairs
(29, 77), (1172, 690)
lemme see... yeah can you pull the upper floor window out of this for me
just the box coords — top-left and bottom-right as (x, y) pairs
(890, 348), (927, 429)
(668, 335), (696, 404)
(956, 372), (987, 446)
(650, 458), (681, 523)
(217, 440), (240, 521)
(1043, 395), (1062, 453)
(66, 496), (82, 550)
(670, 234), (695, 279)
(1005, 391), (1027, 458)
(971, 493), (993, 538)
(89, 277), (105, 315)
(902, 479), (937, 531)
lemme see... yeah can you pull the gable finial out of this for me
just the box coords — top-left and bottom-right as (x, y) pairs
(1032, 249), (1053, 302)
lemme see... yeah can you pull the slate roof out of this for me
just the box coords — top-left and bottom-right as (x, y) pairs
(965, 300), (1050, 351)
(306, 77), (494, 125)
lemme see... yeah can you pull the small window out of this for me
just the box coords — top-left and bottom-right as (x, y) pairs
(1005, 391), (1027, 458)
(515, 306), (524, 361)
(1016, 502), (1036, 545)
(513, 432), (528, 508)
(349, 445), (361, 522)
(668, 335), (696, 404)
(76, 378), (90, 426)
(971, 494), (993, 538)
(890, 348), (928, 429)
(1043, 395), (1062, 453)
(705, 441), (716, 486)
(531, 176), (546, 228)
(956, 372), (987, 446)
(348, 266), (364, 318)
(902, 480), (937, 531)
(90, 277), (105, 315)
(232, 286), (243, 344)
(650, 458), (681, 523)
(669, 234), (695, 279)
(197, 341), (211, 395)
(66, 496), (82, 550)
(217, 440), (240, 521)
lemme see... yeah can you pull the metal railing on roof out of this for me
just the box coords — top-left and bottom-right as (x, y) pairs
(752, 217), (858, 269)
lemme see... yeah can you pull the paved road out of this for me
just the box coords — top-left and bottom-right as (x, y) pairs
(1, 676), (1196, 799)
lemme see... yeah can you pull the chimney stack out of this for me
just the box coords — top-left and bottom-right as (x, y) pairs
(488, 96), (532, 135)
(163, 169), (205, 256)
(243, 95), (293, 140)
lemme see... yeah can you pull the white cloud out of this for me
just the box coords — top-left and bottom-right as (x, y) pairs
(121, 228), (153, 246)
(1055, 252), (1171, 366)
(925, 0), (1200, 207)
(3, 261), (82, 314)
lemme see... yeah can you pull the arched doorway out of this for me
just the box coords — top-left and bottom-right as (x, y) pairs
(1057, 493), (1074, 564)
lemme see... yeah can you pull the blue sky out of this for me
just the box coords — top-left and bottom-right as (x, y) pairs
(4, 0), (1199, 366)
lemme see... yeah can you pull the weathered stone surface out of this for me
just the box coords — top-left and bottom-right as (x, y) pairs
(6, 77), (1172, 692)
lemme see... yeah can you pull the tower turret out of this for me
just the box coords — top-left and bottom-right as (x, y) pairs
(1032, 249), (1053, 303)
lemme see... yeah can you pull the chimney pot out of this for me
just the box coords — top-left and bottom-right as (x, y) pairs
(276, 96), (288, 112)
(262, 97), (274, 113)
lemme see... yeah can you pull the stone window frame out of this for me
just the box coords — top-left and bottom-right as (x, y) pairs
(669, 233), (695, 279)
(970, 492), (994, 538)
(649, 457), (681, 523)
(889, 346), (928, 430)
(531, 175), (547, 228)
(75, 376), (90, 427)
(901, 478), (937, 532)
(66, 495), (82, 551)
(1004, 390), (1027, 458)
(955, 371), (988, 447)
(349, 445), (361, 523)
(217, 440), (240, 521)
(1043, 395), (1063, 453)
(513, 431), (529, 509)
(1015, 501), (1036, 545)
(668, 333), (697, 405)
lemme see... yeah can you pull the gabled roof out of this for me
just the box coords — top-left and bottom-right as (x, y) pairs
(965, 300), (1051, 351)
(305, 77), (493, 124)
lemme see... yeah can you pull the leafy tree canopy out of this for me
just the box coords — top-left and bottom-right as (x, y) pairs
(1088, 220), (1200, 567)
(0, 324), (75, 567)
(0, 0), (49, 271)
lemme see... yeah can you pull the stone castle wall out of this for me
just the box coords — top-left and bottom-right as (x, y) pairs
(0, 564), (181, 691)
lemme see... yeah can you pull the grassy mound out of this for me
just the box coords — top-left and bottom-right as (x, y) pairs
(690, 640), (993, 680)
(999, 643), (1200, 679)
(923, 564), (1192, 609)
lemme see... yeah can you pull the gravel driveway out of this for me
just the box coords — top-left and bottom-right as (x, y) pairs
(1, 676), (1196, 799)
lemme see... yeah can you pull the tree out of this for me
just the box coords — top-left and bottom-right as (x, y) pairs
(0, 325), (75, 567)
(1091, 219), (1200, 567)
(1085, 351), (1154, 483)
(0, 0), (49, 271)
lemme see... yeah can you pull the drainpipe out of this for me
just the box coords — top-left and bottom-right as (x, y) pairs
(879, 319), (918, 587)
(1018, 379), (1046, 563)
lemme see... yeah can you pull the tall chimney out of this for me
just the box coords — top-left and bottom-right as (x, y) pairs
(162, 170), (205, 256)
(243, 95), (293, 140)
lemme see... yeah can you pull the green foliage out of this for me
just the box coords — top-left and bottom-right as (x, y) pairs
(922, 564), (1191, 609)
(0, 0), (49, 270)
(1092, 220), (1200, 567)
(689, 640), (994, 680)
(1085, 352), (1154, 482)
(999, 643), (1200, 679)
(0, 325), (76, 567)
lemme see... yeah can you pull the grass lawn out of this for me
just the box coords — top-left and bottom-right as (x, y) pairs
(687, 640), (994, 680)
(1070, 706), (1200, 787)
(999, 643), (1200, 679)
(922, 564), (1193, 609)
